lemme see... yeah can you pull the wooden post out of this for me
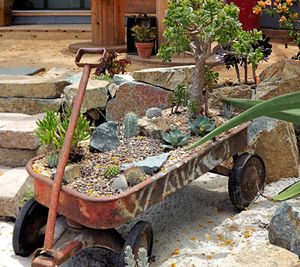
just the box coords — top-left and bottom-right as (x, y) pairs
(156, 0), (168, 48)
(91, 0), (125, 46)
(0, 0), (13, 26)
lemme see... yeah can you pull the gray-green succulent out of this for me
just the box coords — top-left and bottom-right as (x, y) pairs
(162, 128), (190, 149)
(188, 115), (216, 136)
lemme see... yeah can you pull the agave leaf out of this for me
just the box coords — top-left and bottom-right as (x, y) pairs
(223, 98), (300, 124)
(177, 134), (190, 146)
(271, 181), (300, 201)
(186, 92), (300, 150)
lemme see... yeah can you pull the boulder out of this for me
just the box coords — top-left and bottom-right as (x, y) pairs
(256, 59), (300, 100)
(132, 65), (194, 90)
(138, 117), (171, 139)
(121, 153), (170, 175)
(269, 198), (300, 257)
(106, 75), (170, 121)
(64, 79), (109, 113)
(209, 84), (252, 109)
(222, 242), (299, 267)
(90, 121), (120, 152)
(248, 117), (299, 183)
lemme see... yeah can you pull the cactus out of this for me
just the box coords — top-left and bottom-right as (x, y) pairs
(146, 107), (162, 119)
(103, 165), (121, 179)
(124, 246), (149, 267)
(124, 112), (138, 138)
(45, 153), (60, 168)
(125, 166), (146, 186)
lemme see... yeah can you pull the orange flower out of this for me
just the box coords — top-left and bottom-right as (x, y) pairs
(274, 2), (278, 6)
(293, 13), (299, 18)
(286, 0), (293, 6)
(258, 1), (266, 7)
(265, 0), (271, 5)
(279, 15), (287, 22)
(253, 6), (262, 14)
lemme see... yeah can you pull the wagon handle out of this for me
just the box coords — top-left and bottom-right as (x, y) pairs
(75, 47), (108, 68)
(42, 48), (107, 251)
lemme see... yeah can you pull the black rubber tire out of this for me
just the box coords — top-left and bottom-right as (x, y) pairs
(119, 221), (153, 267)
(229, 153), (265, 210)
(13, 198), (48, 257)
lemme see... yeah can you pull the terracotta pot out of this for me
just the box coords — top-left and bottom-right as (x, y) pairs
(135, 42), (154, 59)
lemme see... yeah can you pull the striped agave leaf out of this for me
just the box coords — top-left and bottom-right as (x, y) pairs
(223, 98), (300, 124)
(186, 92), (300, 150)
(271, 181), (300, 201)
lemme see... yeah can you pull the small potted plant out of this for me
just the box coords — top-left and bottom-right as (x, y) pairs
(131, 24), (157, 59)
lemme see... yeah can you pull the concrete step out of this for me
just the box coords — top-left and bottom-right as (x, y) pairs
(0, 167), (32, 217)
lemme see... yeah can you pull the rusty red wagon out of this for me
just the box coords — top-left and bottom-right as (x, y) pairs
(13, 48), (265, 267)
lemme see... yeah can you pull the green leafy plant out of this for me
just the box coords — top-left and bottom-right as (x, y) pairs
(131, 25), (157, 42)
(45, 152), (60, 169)
(124, 245), (149, 267)
(124, 166), (146, 186)
(103, 165), (121, 179)
(168, 84), (189, 114)
(94, 73), (113, 83)
(54, 108), (90, 153)
(35, 109), (60, 146)
(35, 108), (90, 155)
(124, 112), (138, 138)
(162, 128), (190, 149)
(188, 115), (216, 136)
(158, 0), (264, 116)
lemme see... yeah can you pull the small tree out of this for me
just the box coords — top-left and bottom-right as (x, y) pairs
(158, 0), (262, 116)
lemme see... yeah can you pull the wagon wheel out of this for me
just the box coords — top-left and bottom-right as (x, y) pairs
(13, 197), (48, 256)
(119, 221), (153, 267)
(229, 153), (265, 210)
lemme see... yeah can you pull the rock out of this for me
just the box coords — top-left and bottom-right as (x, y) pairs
(90, 121), (120, 152)
(209, 84), (252, 109)
(269, 198), (300, 257)
(64, 79), (109, 113)
(0, 67), (76, 98)
(222, 242), (299, 267)
(256, 59), (300, 100)
(146, 107), (162, 119)
(248, 117), (299, 183)
(64, 165), (81, 184)
(138, 117), (171, 139)
(293, 124), (300, 153)
(106, 75), (170, 121)
(107, 83), (118, 98)
(0, 168), (31, 217)
(132, 65), (194, 90)
(111, 174), (128, 192)
(0, 97), (61, 115)
(121, 153), (170, 175)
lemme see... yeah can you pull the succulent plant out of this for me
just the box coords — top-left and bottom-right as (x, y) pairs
(219, 104), (235, 119)
(161, 128), (190, 149)
(124, 166), (146, 186)
(124, 112), (138, 138)
(146, 107), (162, 119)
(45, 153), (60, 168)
(188, 116), (216, 136)
(103, 165), (121, 179)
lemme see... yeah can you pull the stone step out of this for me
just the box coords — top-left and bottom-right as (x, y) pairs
(0, 113), (44, 150)
(0, 167), (31, 217)
(0, 147), (37, 167)
(0, 68), (79, 99)
(0, 97), (61, 115)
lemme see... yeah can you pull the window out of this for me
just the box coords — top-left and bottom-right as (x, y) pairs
(13, 0), (91, 10)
